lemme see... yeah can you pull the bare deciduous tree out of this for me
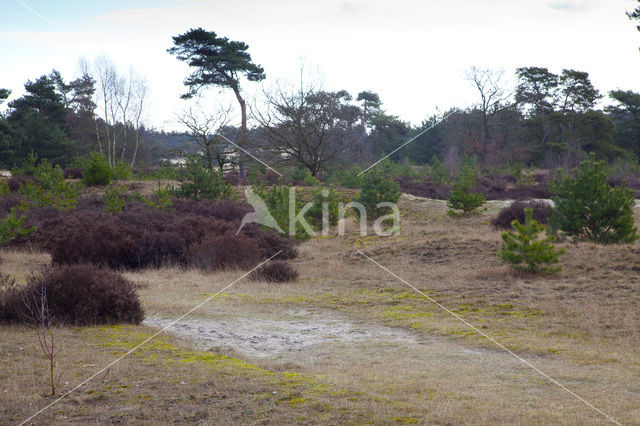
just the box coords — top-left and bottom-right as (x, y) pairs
(93, 56), (148, 168)
(23, 283), (58, 397)
(466, 67), (514, 147)
(176, 104), (235, 172)
(253, 80), (363, 177)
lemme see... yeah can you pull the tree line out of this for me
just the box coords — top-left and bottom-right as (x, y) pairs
(1, 3), (639, 174)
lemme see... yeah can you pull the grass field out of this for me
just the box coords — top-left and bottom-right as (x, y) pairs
(1, 193), (639, 424)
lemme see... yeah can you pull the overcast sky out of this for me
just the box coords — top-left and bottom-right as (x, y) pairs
(1, 0), (639, 131)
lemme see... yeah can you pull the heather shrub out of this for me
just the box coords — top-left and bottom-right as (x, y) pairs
(492, 200), (553, 230)
(549, 154), (638, 244)
(239, 223), (298, 260)
(11, 265), (144, 325)
(499, 208), (565, 273)
(42, 199), (295, 270)
(83, 152), (112, 186)
(249, 260), (298, 282)
(63, 167), (84, 179)
(0, 274), (24, 322)
(0, 193), (27, 214)
(189, 232), (263, 270)
(7, 176), (32, 192)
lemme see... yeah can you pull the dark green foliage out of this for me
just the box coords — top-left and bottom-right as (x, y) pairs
(253, 183), (312, 241)
(355, 171), (401, 221)
(428, 156), (449, 184)
(290, 166), (310, 183)
(111, 162), (134, 180)
(0, 265), (144, 325)
(249, 261), (299, 282)
(306, 185), (341, 230)
(168, 28), (266, 98)
(549, 154), (638, 244)
(103, 184), (126, 214)
(499, 208), (565, 273)
(143, 183), (174, 210)
(0, 204), (36, 246)
(13, 157), (80, 211)
(169, 157), (233, 201)
(446, 165), (486, 216)
(83, 152), (112, 186)
(328, 164), (362, 188)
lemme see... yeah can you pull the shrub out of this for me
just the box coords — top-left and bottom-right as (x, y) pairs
(189, 232), (263, 270)
(249, 260), (298, 282)
(0, 204), (36, 246)
(549, 154), (638, 244)
(378, 159), (416, 178)
(135, 164), (183, 181)
(303, 174), (320, 187)
(1, 265), (144, 325)
(492, 200), (553, 230)
(328, 164), (362, 188)
(63, 167), (84, 179)
(103, 183), (127, 214)
(428, 155), (450, 184)
(247, 164), (267, 185)
(306, 185), (341, 230)
(0, 274), (24, 322)
(499, 208), (565, 273)
(290, 166), (310, 183)
(40, 199), (295, 270)
(355, 171), (401, 221)
(143, 183), (174, 210)
(446, 166), (486, 216)
(170, 157), (234, 201)
(253, 183), (312, 241)
(83, 152), (112, 186)
(111, 162), (134, 180)
(7, 176), (31, 192)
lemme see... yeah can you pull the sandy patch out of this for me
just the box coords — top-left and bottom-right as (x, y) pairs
(145, 310), (423, 358)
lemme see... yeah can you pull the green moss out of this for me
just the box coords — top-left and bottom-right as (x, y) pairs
(393, 417), (419, 424)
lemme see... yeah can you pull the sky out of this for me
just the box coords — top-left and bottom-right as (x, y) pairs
(1, 0), (639, 131)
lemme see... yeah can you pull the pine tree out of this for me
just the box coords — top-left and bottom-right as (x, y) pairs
(446, 165), (486, 216)
(499, 208), (565, 273)
(549, 153), (638, 244)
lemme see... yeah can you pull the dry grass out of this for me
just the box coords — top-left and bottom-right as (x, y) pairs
(1, 193), (640, 424)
